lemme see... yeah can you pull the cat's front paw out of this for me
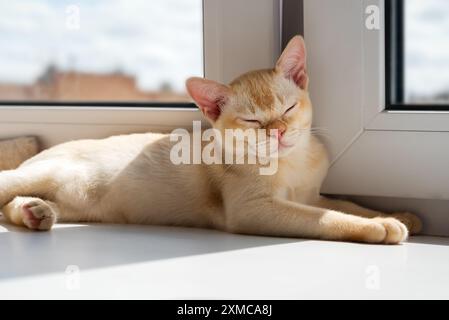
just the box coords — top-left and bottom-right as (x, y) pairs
(370, 217), (408, 244)
(392, 212), (422, 235)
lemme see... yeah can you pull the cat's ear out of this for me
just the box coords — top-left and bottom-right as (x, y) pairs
(186, 77), (231, 122)
(276, 35), (308, 90)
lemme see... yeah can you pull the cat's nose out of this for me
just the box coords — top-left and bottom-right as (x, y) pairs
(266, 121), (287, 140)
(276, 128), (286, 140)
(269, 127), (286, 140)
(278, 128), (285, 139)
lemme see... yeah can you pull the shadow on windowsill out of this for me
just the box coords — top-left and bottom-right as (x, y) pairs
(0, 218), (303, 280)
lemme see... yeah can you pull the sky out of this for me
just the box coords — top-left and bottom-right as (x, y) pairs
(0, 0), (203, 92)
(405, 0), (449, 101)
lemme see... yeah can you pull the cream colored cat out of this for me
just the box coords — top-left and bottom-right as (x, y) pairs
(0, 36), (421, 244)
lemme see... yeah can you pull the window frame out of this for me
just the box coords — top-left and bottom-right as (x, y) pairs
(0, 0), (281, 148)
(305, 0), (449, 200)
(386, 0), (449, 111)
(385, 0), (405, 109)
(281, 0), (304, 48)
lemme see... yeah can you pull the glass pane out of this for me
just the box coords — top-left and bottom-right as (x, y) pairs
(405, 0), (449, 104)
(0, 0), (203, 103)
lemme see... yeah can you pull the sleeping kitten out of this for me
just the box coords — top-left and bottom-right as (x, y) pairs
(0, 36), (421, 244)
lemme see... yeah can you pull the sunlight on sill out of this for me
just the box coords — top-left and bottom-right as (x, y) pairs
(0, 220), (89, 233)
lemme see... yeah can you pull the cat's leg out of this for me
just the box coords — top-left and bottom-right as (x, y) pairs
(316, 196), (422, 235)
(225, 197), (408, 244)
(2, 196), (58, 231)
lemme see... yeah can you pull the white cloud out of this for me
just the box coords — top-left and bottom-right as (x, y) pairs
(405, 0), (449, 100)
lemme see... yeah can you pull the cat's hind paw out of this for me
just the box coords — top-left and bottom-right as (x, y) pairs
(392, 212), (422, 235)
(22, 199), (56, 231)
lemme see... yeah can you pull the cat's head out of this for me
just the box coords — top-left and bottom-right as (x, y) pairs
(186, 36), (311, 158)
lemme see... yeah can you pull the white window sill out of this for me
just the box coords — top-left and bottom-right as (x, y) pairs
(0, 220), (447, 299)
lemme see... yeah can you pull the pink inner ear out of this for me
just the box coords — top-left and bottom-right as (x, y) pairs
(276, 36), (308, 90)
(282, 59), (307, 88)
(197, 96), (224, 121)
(186, 78), (230, 121)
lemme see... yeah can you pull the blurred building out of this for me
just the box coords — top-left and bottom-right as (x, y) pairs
(0, 66), (190, 103)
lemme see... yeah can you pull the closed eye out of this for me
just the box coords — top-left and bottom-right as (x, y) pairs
(242, 119), (261, 125)
(284, 104), (297, 115)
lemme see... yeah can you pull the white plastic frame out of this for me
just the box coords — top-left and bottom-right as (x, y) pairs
(306, 0), (449, 200)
